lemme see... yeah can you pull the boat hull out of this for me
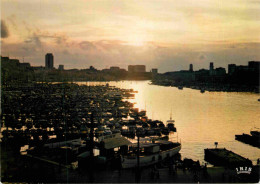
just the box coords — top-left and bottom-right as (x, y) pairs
(121, 145), (181, 169)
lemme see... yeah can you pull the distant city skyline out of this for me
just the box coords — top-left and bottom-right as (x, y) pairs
(2, 53), (259, 74)
(1, 0), (260, 72)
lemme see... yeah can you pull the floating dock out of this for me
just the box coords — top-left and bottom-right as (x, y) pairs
(235, 134), (260, 148)
(204, 148), (252, 168)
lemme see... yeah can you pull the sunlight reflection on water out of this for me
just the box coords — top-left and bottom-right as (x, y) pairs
(78, 81), (260, 164)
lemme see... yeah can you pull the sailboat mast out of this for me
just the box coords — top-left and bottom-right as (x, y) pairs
(170, 108), (172, 120)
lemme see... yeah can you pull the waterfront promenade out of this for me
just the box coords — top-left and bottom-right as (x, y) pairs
(55, 164), (259, 183)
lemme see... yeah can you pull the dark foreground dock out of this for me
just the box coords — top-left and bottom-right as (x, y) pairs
(4, 161), (260, 183)
(204, 148), (252, 168)
(2, 146), (259, 183)
(58, 166), (259, 183)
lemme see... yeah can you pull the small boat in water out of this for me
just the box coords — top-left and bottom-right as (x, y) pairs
(167, 113), (177, 132)
(250, 128), (260, 138)
(121, 139), (181, 168)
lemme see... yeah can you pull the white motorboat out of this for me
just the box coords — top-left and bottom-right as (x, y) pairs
(121, 140), (181, 168)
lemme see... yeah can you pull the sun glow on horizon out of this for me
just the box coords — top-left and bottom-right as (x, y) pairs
(124, 34), (147, 47)
(1, 0), (260, 71)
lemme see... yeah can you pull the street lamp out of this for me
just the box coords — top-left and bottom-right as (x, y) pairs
(215, 142), (218, 149)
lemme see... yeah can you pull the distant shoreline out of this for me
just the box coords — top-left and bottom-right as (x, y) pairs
(4, 79), (259, 93)
(38, 79), (260, 93)
(151, 81), (260, 93)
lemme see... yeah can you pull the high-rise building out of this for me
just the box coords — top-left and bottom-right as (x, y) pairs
(210, 62), (214, 71)
(45, 53), (54, 69)
(189, 64), (193, 72)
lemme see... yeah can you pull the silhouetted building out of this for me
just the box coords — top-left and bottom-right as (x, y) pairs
(1, 56), (20, 64)
(89, 66), (96, 70)
(228, 64), (252, 75)
(32, 66), (45, 71)
(209, 67), (226, 82)
(151, 68), (158, 74)
(110, 66), (120, 71)
(164, 64), (196, 82)
(209, 62), (214, 75)
(159, 60), (258, 88)
(45, 53), (54, 69)
(209, 67), (226, 76)
(1, 56), (10, 62)
(248, 61), (260, 72)
(189, 64), (193, 72)
(102, 67), (126, 73)
(228, 64), (237, 75)
(194, 69), (210, 82)
(169, 71), (194, 82)
(128, 65), (146, 72)
(214, 67), (226, 75)
(58, 65), (64, 70)
(227, 61), (259, 85)
(19, 63), (31, 69)
(128, 65), (134, 72)
(210, 62), (214, 71)
(84, 66), (98, 73)
(1, 57), (20, 65)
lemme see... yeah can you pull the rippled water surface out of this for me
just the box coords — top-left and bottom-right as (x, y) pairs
(79, 81), (260, 164)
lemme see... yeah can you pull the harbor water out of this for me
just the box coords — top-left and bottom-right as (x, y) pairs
(79, 81), (260, 164)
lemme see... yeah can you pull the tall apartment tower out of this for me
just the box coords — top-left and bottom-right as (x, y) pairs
(189, 64), (193, 72)
(45, 53), (54, 69)
(210, 62), (214, 71)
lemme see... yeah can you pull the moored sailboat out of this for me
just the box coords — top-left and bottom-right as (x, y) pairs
(167, 112), (177, 132)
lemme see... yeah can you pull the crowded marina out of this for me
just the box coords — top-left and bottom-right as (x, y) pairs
(1, 81), (259, 183)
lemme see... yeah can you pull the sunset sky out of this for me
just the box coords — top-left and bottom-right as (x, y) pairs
(1, 0), (260, 72)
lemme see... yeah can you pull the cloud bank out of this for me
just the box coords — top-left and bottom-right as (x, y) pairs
(1, 0), (260, 72)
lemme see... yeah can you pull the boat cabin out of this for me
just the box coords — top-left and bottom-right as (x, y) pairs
(99, 133), (132, 157)
(128, 143), (160, 156)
